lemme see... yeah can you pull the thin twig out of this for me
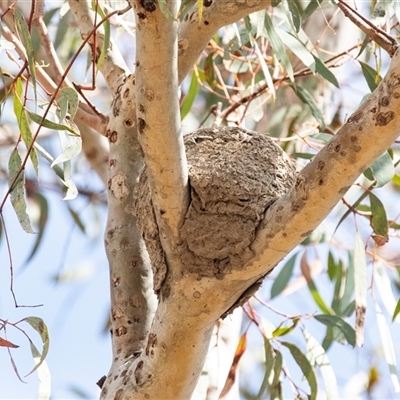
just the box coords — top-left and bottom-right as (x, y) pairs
(337, 0), (398, 57)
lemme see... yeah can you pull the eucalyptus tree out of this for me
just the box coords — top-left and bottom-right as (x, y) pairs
(1, 1), (400, 399)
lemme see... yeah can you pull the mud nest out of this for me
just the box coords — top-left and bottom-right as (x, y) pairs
(136, 126), (297, 289)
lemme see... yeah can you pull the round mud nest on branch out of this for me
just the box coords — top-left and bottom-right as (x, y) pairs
(136, 126), (297, 287)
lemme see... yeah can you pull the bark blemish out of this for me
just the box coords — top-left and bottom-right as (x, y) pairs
(120, 237), (130, 249)
(317, 160), (325, 170)
(123, 118), (133, 127)
(193, 291), (201, 299)
(112, 276), (120, 287)
(109, 173), (129, 200)
(107, 131), (118, 143)
(146, 333), (158, 357)
(376, 111), (395, 126)
(115, 326), (127, 336)
(114, 388), (123, 400)
(138, 118), (146, 134)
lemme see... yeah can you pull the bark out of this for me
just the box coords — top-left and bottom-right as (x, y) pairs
(98, 2), (400, 400)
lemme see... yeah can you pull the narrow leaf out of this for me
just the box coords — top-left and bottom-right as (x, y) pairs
(369, 151), (394, 188)
(219, 333), (247, 399)
(93, 2), (110, 70)
(292, 85), (325, 129)
(0, 337), (19, 348)
(314, 315), (356, 347)
(158, 0), (177, 20)
(277, 29), (315, 71)
(313, 55), (340, 88)
(21, 317), (50, 377)
(282, 341), (318, 400)
(180, 71), (199, 120)
(13, 79), (39, 175)
(51, 132), (82, 167)
(27, 110), (79, 135)
(58, 87), (79, 121)
(354, 232), (367, 347)
(393, 298), (400, 322)
(14, 8), (37, 101)
(359, 61), (382, 92)
(303, 329), (338, 400)
(264, 12), (294, 81)
(374, 262), (400, 324)
(24, 192), (48, 265)
(286, 0), (301, 32)
(302, 0), (323, 21)
(8, 149), (35, 234)
(375, 301), (400, 392)
(257, 338), (275, 398)
(272, 318), (299, 337)
(271, 253), (297, 298)
(369, 192), (388, 242)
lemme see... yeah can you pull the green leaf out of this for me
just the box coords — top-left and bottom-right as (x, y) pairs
(327, 252), (339, 281)
(291, 152), (314, 160)
(302, 0), (323, 21)
(313, 56), (340, 88)
(203, 53), (215, 87)
(21, 317), (50, 377)
(180, 71), (199, 120)
(281, 341), (318, 400)
(393, 298), (400, 322)
(359, 61), (382, 92)
(257, 338), (275, 398)
(58, 87), (79, 121)
(67, 205), (86, 234)
(292, 85), (325, 129)
(264, 13), (294, 81)
(374, 262), (399, 325)
(13, 79), (39, 176)
(8, 149), (35, 234)
(354, 232), (367, 347)
(277, 29), (315, 71)
(375, 301), (400, 392)
(271, 253), (297, 298)
(340, 252), (355, 314)
(303, 329), (338, 400)
(23, 192), (48, 266)
(392, 173), (400, 186)
(314, 314), (356, 347)
(286, 0), (301, 32)
(27, 110), (79, 135)
(93, 1), (110, 71)
(51, 132), (82, 167)
(271, 349), (283, 388)
(369, 192), (388, 240)
(308, 280), (335, 315)
(14, 8), (37, 102)
(54, 8), (71, 50)
(369, 151), (394, 188)
(272, 318), (299, 337)
(158, 0), (177, 20)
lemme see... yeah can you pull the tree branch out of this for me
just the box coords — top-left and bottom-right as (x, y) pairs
(241, 48), (400, 289)
(178, 0), (271, 83)
(67, 0), (131, 95)
(133, 0), (189, 242)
